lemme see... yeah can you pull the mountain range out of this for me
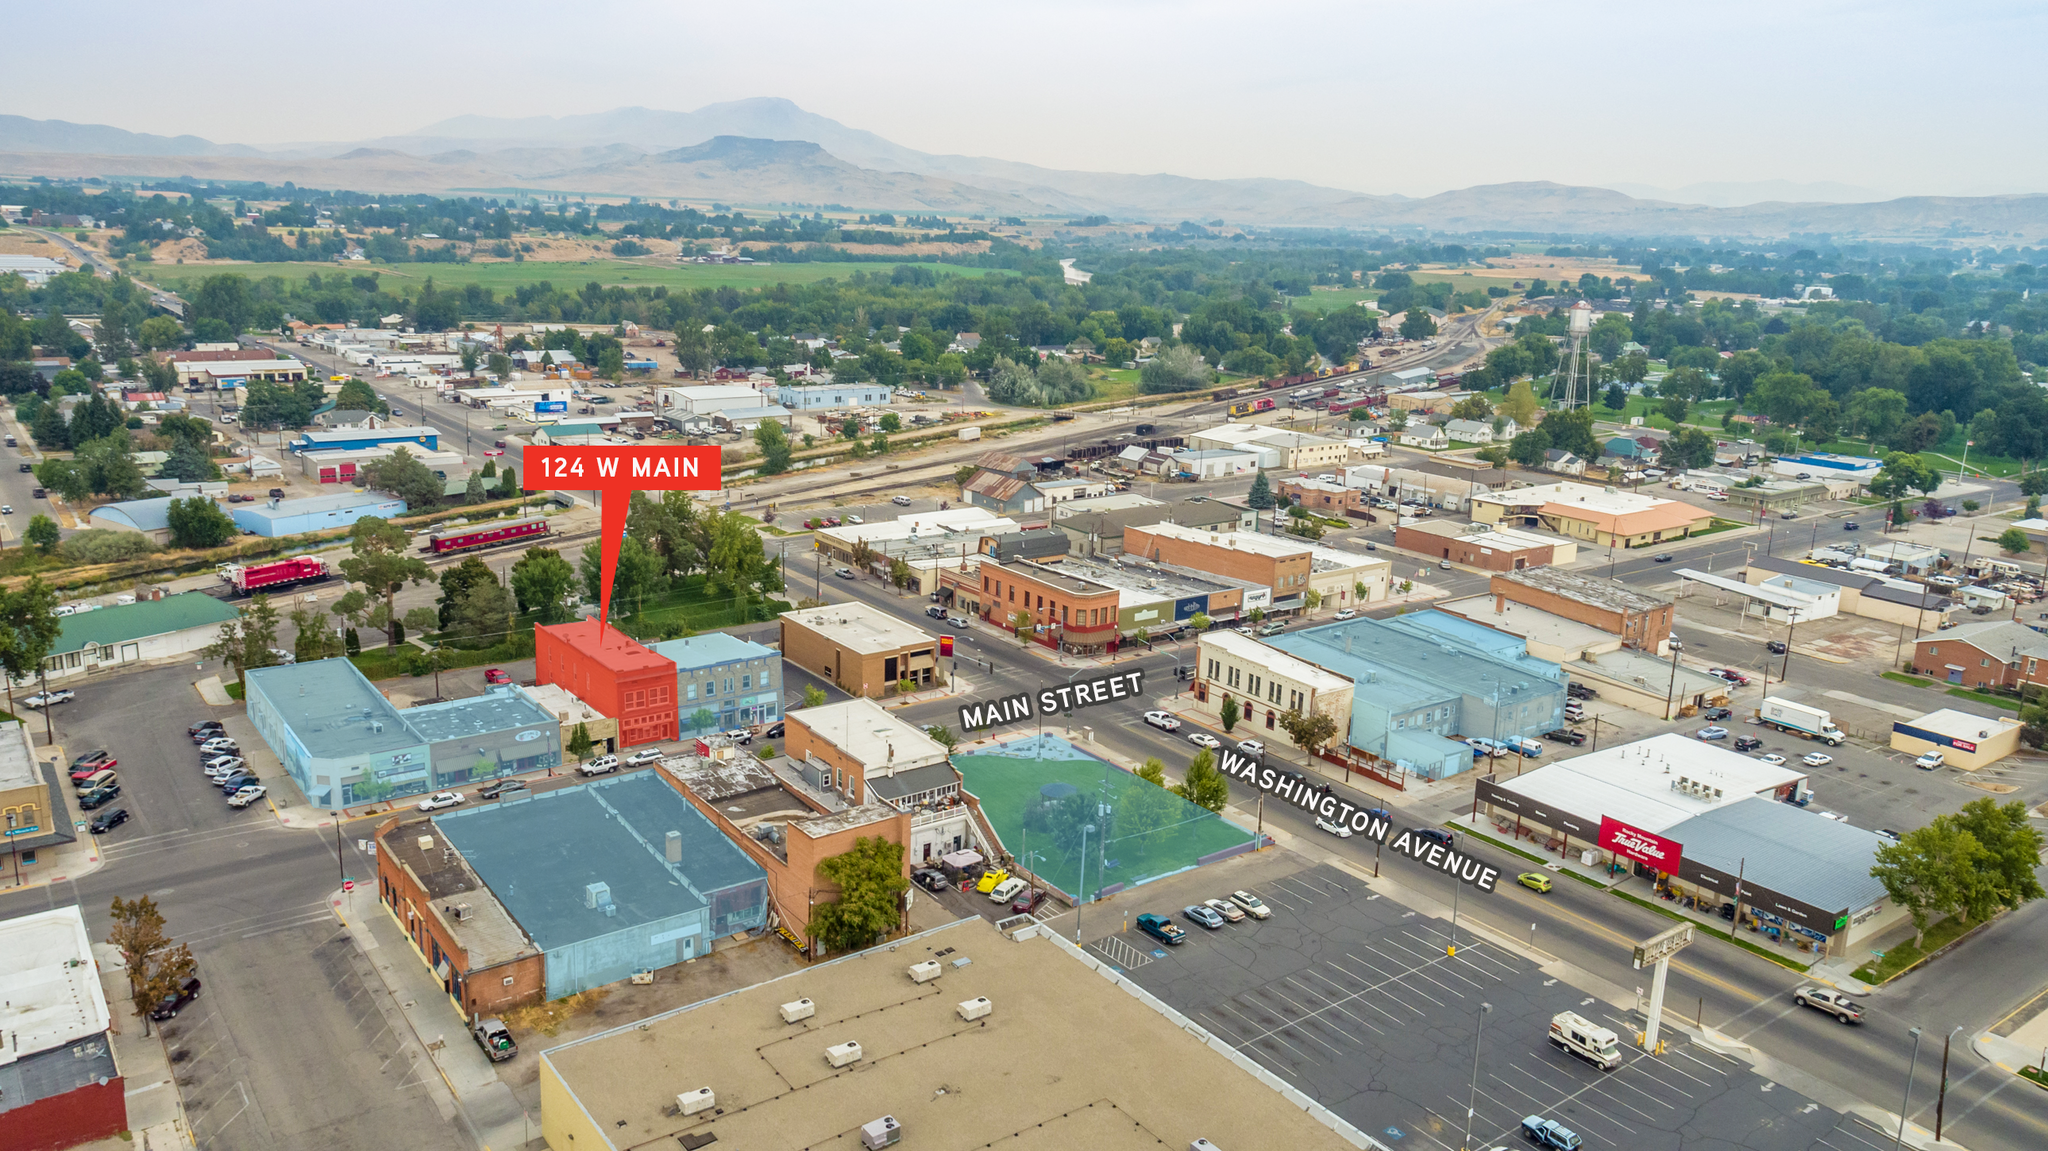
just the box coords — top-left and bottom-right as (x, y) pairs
(3, 99), (2046, 240)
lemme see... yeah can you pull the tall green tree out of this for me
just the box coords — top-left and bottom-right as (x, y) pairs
(580, 536), (668, 618)
(0, 579), (62, 713)
(755, 419), (793, 475)
(23, 515), (59, 554)
(810, 836), (908, 952)
(335, 517), (432, 648)
(510, 546), (577, 623)
(107, 895), (196, 1038)
(164, 496), (236, 549)
(204, 594), (283, 683)
(1869, 452), (1942, 499)
(450, 579), (516, 644)
(360, 447), (446, 508)
(1246, 471), (1275, 510)
(1171, 748), (1230, 812)
(436, 556), (498, 628)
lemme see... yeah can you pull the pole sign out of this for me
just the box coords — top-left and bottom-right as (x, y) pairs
(1631, 921), (1693, 969)
(522, 446), (723, 631)
(1598, 815), (1682, 873)
(938, 635), (954, 658)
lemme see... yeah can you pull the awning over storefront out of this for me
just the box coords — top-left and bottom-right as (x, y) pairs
(941, 850), (983, 869)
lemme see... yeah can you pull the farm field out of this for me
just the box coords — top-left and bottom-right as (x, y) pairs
(127, 258), (997, 292)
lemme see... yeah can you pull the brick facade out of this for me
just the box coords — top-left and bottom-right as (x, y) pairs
(374, 816), (546, 1019)
(1490, 570), (1671, 650)
(1279, 479), (1366, 515)
(1123, 525), (1313, 595)
(534, 621), (678, 746)
(1911, 637), (2020, 691)
(978, 559), (1121, 651)
(1398, 524), (1555, 571)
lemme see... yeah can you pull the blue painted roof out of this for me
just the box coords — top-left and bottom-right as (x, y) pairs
(87, 495), (184, 532)
(647, 632), (779, 673)
(234, 492), (404, 523)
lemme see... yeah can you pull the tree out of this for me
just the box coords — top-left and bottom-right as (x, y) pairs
(23, 514), (58, 554)
(803, 683), (827, 708)
(164, 496), (236, 549)
(0, 579), (61, 713)
(510, 546), (576, 623)
(1508, 426), (1552, 467)
(1246, 471), (1275, 510)
(1171, 748), (1230, 812)
(1448, 394), (1493, 421)
(810, 836), (908, 952)
(1602, 382), (1628, 411)
(334, 378), (388, 416)
(1138, 345), (1211, 394)
(336, 517), (432, 648)
(1869, 452), (1942, 500)
(581, 536), (668, 618)
(567, 722), (594, 763)
(1476, 444), (1509, 470)
(2020, 470), (2048, 499)
(1303, 588), (1323, 614)
(290, 606), (343, 663)
(137, 315), (184, 352)
(1658, 427), (1717, 471)
(241, 380), (313, 429)
(923, 724), (958, 752)
(359, 447), (446, 508)
(462, 472), (487, 503)
(107, 895), (196, 1038)
(1399, 309), (1438, 340)
(160, 439), (219, 483)
(1219, 695), (1240, 732)
(1951, 798), (2047, 912)
(1845, 387), (1909, 444)
(449, 580), (514, 644)
(1659, 396), (1689, 424)
(487, 351), (512, 379)
(436, 557), (497, 628)
(204, 594), (282, 683)
(1540, 406), (1600, 459)
(1278, 707), (1340, 760)
(755, 420), (793, 475)
(1136, 757), (1168, 787)
(1998, 528), (2033, 557)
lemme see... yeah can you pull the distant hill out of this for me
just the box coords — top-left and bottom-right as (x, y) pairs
(3, 105), (2047, 241)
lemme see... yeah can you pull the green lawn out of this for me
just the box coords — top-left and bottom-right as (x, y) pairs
(1286, 288), (1379, 316)
(1088, 368), (1142, 402)
(1800, 433), (2022, 480)
(1946, 686), (2019, 711)
(1590, 395), (1735, 432)
(1852, 915), (1975, 984)
(1882, 671), (1936, 688)
(129, 259), (996, 293)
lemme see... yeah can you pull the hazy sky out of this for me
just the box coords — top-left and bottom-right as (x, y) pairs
(8, 0), (2044, 199)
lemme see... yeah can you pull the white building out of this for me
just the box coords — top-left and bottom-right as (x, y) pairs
(775, 382), (895, 410)
(1443, 419), (1497, 444)
(659, 384), (772, 417)
(1172, 448), (1264, 478)
(1399, 426), (1449, 449)
(1193, 631), (1354, 749)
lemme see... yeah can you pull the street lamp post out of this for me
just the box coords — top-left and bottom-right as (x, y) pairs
(1894, 1026), (1924, 1151)
(1462, 1002), (1493, 1151)
(1936, 1025), (1963, 1141)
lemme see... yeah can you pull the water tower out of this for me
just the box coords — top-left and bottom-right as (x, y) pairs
(1550, 300), (1595, 410)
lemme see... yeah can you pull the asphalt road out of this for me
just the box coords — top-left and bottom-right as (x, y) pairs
(0, 665), (469, 1151)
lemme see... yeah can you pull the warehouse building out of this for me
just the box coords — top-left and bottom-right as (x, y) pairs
(230, 492), (408, 537)
(289, 425), (440, 454)
(1120, 523), (1389, 614)
(774, 382), (895, 409)
(39, 592), (241, 682)
(1471, 481), (1713, 548)
(392, 771), (770, 1002)
(1745, 556), (1955, 628)
(85, 495), (190, 543)
(1396, 520), (1574, 572)
(1048, 496), (1251, 557)
(536, 916), (1369, 1151)
(1888, 707), (2023, 770)
(245, 660), (562, 807)
(0, 907), (126, 1149)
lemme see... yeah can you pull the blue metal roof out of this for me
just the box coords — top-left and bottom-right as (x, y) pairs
(86, 496), (183, 532)
(647, 632), (779, 674)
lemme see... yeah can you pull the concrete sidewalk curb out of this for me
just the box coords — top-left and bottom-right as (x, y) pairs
(92, 943), (198, 1151)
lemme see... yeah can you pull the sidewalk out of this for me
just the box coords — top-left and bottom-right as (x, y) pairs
(91, 942), (197, 1151)
(334, 887), (540, 1151)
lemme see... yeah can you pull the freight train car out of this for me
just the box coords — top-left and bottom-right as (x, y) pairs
(424, 516), (551, 555)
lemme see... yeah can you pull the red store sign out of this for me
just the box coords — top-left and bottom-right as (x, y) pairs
(1599, 816), (1682, 873)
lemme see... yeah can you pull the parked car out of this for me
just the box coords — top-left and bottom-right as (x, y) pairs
(1230, 890), (1271, 919)
(1182, 904), (1226, 930)
(1915, 750), (1945, 770)
(1702, 707), (1732, 721)
(625, 748), (664, 766)
(834, 567), (857, 579)
(1792, 986), (1862, 1023)
(79, 784), (121, 810)
(1517, 872), (1554, 894)
(471, 1017), (518, 1062)
(578, 754), (620, 776)
(912, 868), (950, 893)
(1315, 817), (1354, 838)
(88, 807), (130, 834)
(763, 721), (786, 739)
(1187, 732), (1220, 749)
(483, 668), (511, 685)
(1542, 729), (1586, 746)
(1142, 711), (1181, 732)
(1695, 726), (1729, 741)
(1333, 608), (1358, 619)
(1734, 736), (1764, 752)
(417, 791), (466, 812)
(1203, 898), (1246, 923)
(189, 721), (225, 738)
(1758, 753), (1788, 766)
(1235, 740), (1265, 756)
(1711, 668), (1751, 686)
(1255, 622), (1287, 636)
(1011, 888), (1049, 914)
(478, 778), (529, 800)
(974, 868), (1011, 894)
(227, 785), (267, 808)
(891, 495), (912, 506)
(150, 977), (202, 1021)
(926, 605), (947, 619)
(1521, 1116), (1583, 1151)
(1801, 752), (1834, 767)
(69, 749), (114, 773)
(216, 773), (258, 793)
(21, 689), (74, 709)
(1135, 913), (1187, 945)
(947, 615), (969, 628)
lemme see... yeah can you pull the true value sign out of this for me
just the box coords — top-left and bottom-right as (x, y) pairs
(1598, 815), (1682, 873)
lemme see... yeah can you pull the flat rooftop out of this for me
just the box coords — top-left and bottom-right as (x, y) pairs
(1202, 631), (1353, 693)
(403, 685), (557, 742)
(379, 820), (537, 968)
(1494, 732), (1804, 834)
(1900, 708), (2018, 742)
(0, 907), (109, 1059)
(1437, 595), (1618, 653)
(538, 620), (675, 674)
(791, 698), (950, 771)
(433, 773), (766, 951)
(0, 720), (37, 791)
(1055, 492), (1160, 513)
(1497, 565), (1672, 613)
(647, 632), (779, 673)
(539, 916), (1364, 1151)
(780, 602), (935, 654)
(1055, 554), (1254, 602)
(246, 658), (421, 759)
(989, 557), (1115, 597)
(1665, 796), (1891, 915)
(1128, 521), (1309, 560)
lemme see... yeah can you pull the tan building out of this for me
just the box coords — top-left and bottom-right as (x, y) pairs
(1888, 708), (2023, 771)
(1491, 566), (1674, 653)
(518, 683), (621, 754)
(1122, 522), (1389, 614)
(537, 916), (1370, 1151)
(1471, 481), (1714, 548)
(1279, 477), (1366, 515)
(0, 721), (68, 887)
(976, 558), (1124, 653)
(1397, 520), (1574, 572)
(1194, 631), (1354, 748)
(780, 602), (940, 698)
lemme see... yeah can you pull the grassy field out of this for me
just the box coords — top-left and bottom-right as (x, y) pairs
(127, 259), (997, 293)
(1286, 287), (1379, 316)
(1801, 433), (2021, 480)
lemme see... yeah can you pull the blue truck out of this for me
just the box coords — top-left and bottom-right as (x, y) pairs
(1136, 913), (1188, 945)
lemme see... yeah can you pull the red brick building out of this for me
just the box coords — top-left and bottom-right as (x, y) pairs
(978, 558), (1123, 654)
(1490, 567), (1672, 650)
(535, 621), (678, 747)
(374, 815), (545, 1019)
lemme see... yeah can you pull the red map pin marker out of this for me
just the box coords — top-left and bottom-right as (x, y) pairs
(523, 445), (723, 633)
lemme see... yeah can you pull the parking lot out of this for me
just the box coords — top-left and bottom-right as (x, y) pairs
(1100, 857), (1901, 1151)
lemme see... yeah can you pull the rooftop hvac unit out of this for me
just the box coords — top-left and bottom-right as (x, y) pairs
(861, 1116), (902, 1149)
(957, 996), (991, 1021)
(908, 961), (942, 984)
(779, 998), (815, 1024)
(826, 1040), (863, 1068)
(417, 835), (434, 852)
(584, 881), (611, 909)
(677, 1087), (715, 1116)
(1191, 1141), (1222, 1151)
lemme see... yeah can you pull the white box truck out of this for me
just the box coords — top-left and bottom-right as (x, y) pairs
(1757, 697), (1846, 745)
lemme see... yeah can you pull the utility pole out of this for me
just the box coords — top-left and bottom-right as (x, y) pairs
(1936, 1026), (1962, 1141)
(1894, 1027), (1924, 1151)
